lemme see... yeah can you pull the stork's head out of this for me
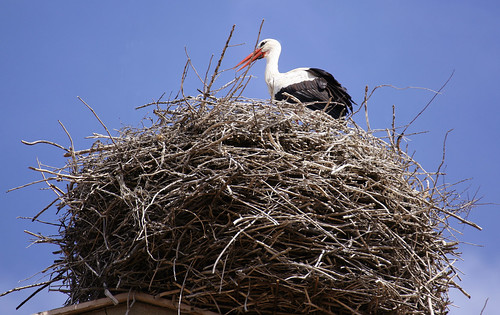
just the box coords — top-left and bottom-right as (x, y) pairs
(235, 38), (281, 71)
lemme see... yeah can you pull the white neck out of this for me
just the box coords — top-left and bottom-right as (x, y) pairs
(264, 46), (281, 97)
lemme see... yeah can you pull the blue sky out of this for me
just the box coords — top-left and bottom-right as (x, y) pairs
(1, 1), (499, 314)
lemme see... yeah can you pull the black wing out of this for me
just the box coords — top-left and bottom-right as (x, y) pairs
(275, 68), (353, 119)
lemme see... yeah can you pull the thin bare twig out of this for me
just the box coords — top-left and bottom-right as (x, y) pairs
(480, 297), (489, 315)
(402, 70), (455, 135)
(204, 24), (236, 100)
(77, 96), (116, 146)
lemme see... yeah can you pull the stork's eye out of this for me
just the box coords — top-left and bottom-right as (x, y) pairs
(259, 41), (266, 48)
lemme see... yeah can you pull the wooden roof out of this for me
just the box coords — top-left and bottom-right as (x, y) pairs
(34, 292), (219, 315)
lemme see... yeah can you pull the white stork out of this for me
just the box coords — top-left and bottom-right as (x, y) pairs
(235, 38), (353, 119)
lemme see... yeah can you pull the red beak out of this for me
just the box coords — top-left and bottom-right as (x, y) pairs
(234, 48), (265, 71)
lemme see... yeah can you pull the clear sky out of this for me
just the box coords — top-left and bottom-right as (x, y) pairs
(1, 1), (499, 314)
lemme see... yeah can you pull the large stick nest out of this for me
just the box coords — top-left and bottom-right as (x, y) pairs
(4, 26), (479, 313)
(14, 94), (478, 314)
